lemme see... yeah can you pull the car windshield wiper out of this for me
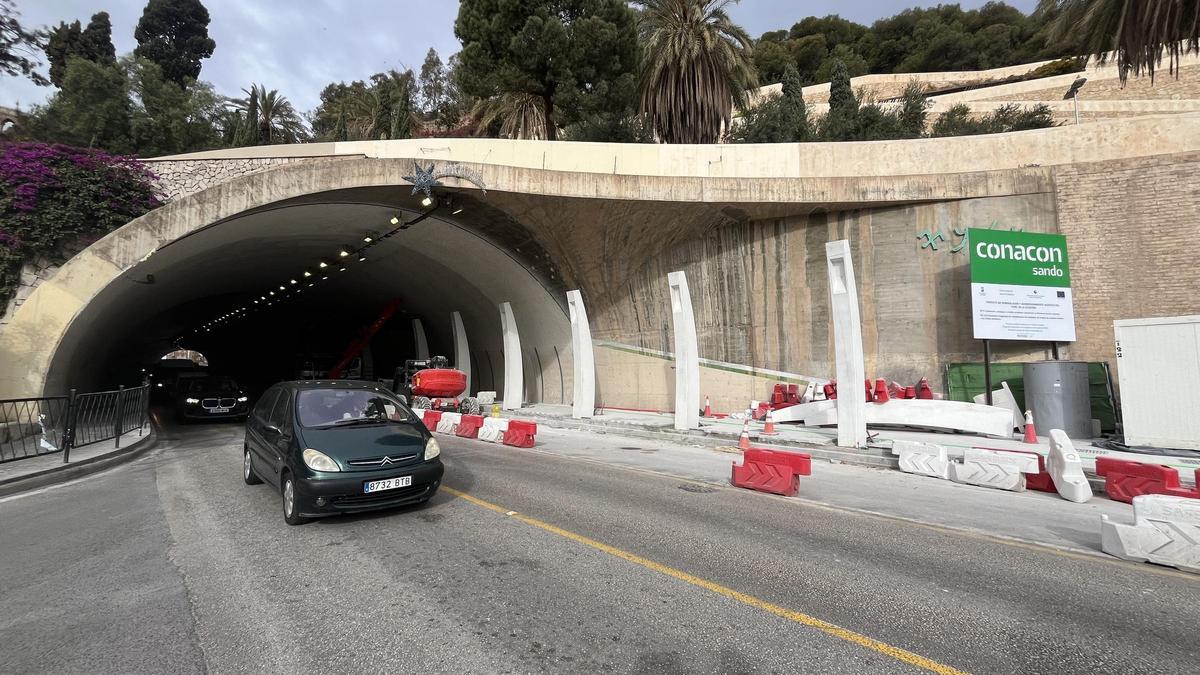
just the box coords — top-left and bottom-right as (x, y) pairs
(313, 417), (406, 429)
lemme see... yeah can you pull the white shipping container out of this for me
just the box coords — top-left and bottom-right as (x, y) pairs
(1114, 315), (1200, 450)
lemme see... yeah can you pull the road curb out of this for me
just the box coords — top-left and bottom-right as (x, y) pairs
(0, 430), (159, 498)
(519, 412), (900, 470)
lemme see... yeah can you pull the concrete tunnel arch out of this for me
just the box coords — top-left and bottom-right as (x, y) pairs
(0, 158), (573, 404)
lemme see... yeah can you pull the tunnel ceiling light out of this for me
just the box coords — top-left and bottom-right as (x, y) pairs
(452, 208), (464, 215)
(421, 196), (433, 207)
(339, 266), (346, 272)
(303, 270), (312, 278)
(390, 215), (400, 225)
(279, 285), (285, 290)
(318, 261), (329, 268)
(358, 255), (367, 262)
(269, 291), (275, 296)
(290, 279), (297, 285)
(321, 276), (329, 280)
(338, 249), (350, 258)
(308, 282), (314, 287)
(363, 235), (374, 243)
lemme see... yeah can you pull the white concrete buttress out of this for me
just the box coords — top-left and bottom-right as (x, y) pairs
(566, 290), (595, 419)
(499, 302), (523, 410)
(451, 311), (471, 396)
(412, 318), (430, 360)
(667, 271), (700, 430)
(825, 240), (868, 448)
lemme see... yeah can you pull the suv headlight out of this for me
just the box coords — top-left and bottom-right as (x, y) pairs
(302, 448), (340, 472)
(185, 397), (200, 404)
(424, 436), (441, 461)
(237, 396), (248, 402)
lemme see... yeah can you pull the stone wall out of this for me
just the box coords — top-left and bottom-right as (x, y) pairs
(144, 156), (334, 201)
(1052, 151), (1200, 383)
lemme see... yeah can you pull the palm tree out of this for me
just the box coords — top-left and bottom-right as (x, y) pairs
(471, 92), (549, 140)
(635, 0), (757, 143)
(228, 84), (307, 145)
(1036, 0), (1200, 83)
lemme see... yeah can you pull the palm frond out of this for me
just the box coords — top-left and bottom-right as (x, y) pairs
(1037, 0), (1200, 83)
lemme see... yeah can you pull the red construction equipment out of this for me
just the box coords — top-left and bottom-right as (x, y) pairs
(327, 298), (403, 378)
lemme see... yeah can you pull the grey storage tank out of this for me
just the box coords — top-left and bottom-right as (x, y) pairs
(1023, 361), (1092, 439)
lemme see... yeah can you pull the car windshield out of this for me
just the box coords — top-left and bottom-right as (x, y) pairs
(190, 377), (239, 394)
(296, 388), (412, 428)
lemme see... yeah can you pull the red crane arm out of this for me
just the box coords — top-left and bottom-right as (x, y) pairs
(327, 298), (403, 379)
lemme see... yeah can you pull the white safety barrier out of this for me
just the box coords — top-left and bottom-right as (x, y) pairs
(436, 412), (461, 435)
(479, 418), (509, 443)
(891, 440), (950, 479)
(1048, 430), (1093, 503)
(949, 447), (1039, 491)
(1101, 494), (1200, 573)
(771, 398), (1012, 438)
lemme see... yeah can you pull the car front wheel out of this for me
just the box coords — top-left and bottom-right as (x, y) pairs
(281, 475), (308, 526)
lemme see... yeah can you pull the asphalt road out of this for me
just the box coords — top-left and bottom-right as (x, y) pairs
(2, 421), (1198, 674)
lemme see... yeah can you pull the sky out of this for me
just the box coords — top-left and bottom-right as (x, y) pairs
(1, 0), (1040, 113)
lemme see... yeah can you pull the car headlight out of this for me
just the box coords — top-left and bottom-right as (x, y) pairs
(237, 396), (248, 402)
(424, 436), (441, 461)
(302, 448), (340, 472)
(185, 397), (200, 404)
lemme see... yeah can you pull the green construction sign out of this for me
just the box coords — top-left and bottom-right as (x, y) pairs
(969, 228), (1075, 342)
(969, 228), (1071, 287)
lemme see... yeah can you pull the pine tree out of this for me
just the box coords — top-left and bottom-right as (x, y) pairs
(134, 0), (216, 86)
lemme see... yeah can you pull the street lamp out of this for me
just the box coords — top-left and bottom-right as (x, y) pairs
(1063, 77), (1087, 125)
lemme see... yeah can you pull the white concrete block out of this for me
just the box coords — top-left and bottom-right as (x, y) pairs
(1048, 429), (1093, 503)
(667, 271), (700, 431)
(566, 290), (595, 419)
(868, 399), (1014, 437)
(949, 448), (1038, 491)
(412, 318), (430, 360)
(800, 381), (816, 404)
(973, 381), (1025, 431)
(1101, 495), (1200, 573)
(770, 399), (838, 425)
(499, 302), (523, 410)
(451, 311), (471, 396)
(825, 240), (867, 448)
(479, 418), (509, 443)
(891, 440), (950, 479)
(436, 412), (461, 435)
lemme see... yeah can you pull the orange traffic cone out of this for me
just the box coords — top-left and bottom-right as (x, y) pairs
(1023, 410), (1038, 443)
(703, 396), (713, 418)
(762, 408), (778, 436)
(873, 378), (890, 404)
(738, 417), (752, 450)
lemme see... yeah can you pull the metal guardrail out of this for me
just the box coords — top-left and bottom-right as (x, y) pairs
(0, 384), (151, 464)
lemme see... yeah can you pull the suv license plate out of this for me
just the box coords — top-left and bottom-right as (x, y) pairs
(364, 476), (413, 493)
(211, 407), (230, 413)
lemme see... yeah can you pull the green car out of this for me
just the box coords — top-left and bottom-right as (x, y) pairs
(243, 380), (444, 525)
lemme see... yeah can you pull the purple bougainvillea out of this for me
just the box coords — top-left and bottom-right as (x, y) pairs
(1, 141), (163, 304)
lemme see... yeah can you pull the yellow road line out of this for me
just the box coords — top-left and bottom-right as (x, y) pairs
(441, 486), (967, 675)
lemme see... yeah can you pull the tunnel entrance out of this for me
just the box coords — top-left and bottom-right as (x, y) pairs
(45, 187), (572, 406)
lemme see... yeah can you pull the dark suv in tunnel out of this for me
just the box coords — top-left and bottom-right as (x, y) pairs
(243, 380), (444, 525)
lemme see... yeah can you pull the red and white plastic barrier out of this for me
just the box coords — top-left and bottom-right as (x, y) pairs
(731, 447), (812, 497)
(1096, 457), (1200, 503)
(419, 409), (538, 447)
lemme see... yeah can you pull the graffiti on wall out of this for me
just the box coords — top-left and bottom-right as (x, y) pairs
(918, 222), (1023, 254)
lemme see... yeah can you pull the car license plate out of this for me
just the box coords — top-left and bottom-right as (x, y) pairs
(364, 476), (412, 493)
(211, 407), (230, 413)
